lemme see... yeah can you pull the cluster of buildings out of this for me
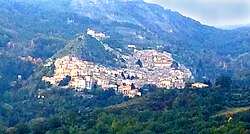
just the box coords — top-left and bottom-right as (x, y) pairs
(191, 82), (209, 89)
(42, 56), (94, 90)
(86, 29), (108, 40)
(42, 50), (192, 98)
(20, 56), (43, 65)
(123, 50), (192, 89)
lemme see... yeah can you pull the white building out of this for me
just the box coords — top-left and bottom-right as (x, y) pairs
(85, 75), (93, 90)
(74, 79), (86, 92)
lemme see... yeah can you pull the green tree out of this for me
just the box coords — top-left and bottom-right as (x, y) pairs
(58, 75), (71, 86)
(110, 119), (122, 133)
(29, 118), (47, 134)
(16, 123), (31, 134)
(0, 77), (10, 93)
(47, 117), (61, 130)
(215, 75), (232, 89)
(0, 125), (7, 134)
(136, 59), (143, 68)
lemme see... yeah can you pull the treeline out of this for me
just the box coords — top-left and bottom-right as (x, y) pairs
(0, 82), (249, 133)
(78, 88), (249, 134)
(0, 87), (129, 134)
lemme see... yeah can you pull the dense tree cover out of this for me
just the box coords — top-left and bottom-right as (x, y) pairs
(0, 87), (129, 133)
(0, 55), (34, 80)
(0, 82), (249, 133)
(31, 38), (66, 59)
(0, 77), (10, 93)
(0, 55), (34, 93)
(70, 88), (249, 134)
(80, 35), (118, 67)
(0, 31), (11, 47)
(58, 75), (71, 87)
(216, 75), (233, 89)
(0, 1), (90, 41)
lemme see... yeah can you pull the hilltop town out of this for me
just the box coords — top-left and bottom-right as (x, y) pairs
(42, 49), (192, 98)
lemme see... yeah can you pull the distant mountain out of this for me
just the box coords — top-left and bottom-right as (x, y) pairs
(70, 0), (249, 80)
(0, 0), (249, 81)
(218, 24), (250, 30)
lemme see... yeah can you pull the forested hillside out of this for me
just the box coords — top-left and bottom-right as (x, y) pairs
(0, 83), (249, 133)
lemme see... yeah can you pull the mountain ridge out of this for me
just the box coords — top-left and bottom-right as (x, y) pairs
(0, 0), (249, 81)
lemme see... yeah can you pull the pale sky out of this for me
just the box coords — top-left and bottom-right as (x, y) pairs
(144, 0), (250, 27)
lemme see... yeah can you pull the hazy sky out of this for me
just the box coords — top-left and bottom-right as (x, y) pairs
(144, 0), (250, 27)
